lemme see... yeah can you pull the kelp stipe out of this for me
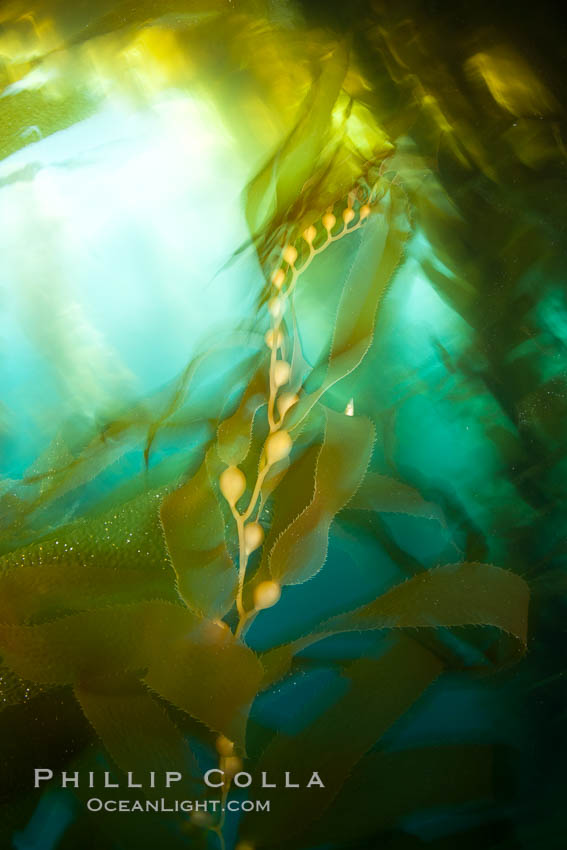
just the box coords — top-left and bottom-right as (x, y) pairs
(216, 191), (375, 635)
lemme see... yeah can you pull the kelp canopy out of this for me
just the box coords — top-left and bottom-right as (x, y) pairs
(0, 0), (566, 849)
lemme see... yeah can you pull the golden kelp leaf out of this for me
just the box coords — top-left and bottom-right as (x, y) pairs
(216, 363), (268, 466)
(243, 439), (323, 606)
(0, 88), (97, 163)
(0, 601), (263, 748)
(74, 675), (196, 782)
(260, 562), (529, 688)
(347, 472), (445, 525)
(0, 487), (175, 580)
(16, 429), (143, 529)
(269, 408), (375, 585)
(288, 181), (411, 429)
(245, 43), (349, 236)
(466, 48), (558, 117)
(160, 448), (237, 619)
(0, 602), (187, 684)
(147, 613), (263, 751)
(143, 340), (260, 467)
(254, 457), (290, 523)
(327, 561), (529, 655)
(319, 183), (410, 377)
(298, 745), (492, 848)
(503, 118), (560, 168)
(339, 95), (394, 162)
(144, 624), (263, 751)
(419, 256), (477, 319)
(0, 663), (43, 712)
(241, 637), (443, 846)
(8, 368), (208, 525)
(0, 563), (173, 625)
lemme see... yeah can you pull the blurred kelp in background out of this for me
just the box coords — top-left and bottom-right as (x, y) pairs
(0, 0), (565, 848)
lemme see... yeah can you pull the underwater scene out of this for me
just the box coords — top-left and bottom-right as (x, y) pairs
(1, 0), (566, 848)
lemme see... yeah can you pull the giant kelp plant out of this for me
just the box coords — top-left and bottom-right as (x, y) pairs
(0, 1), (565, 849)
